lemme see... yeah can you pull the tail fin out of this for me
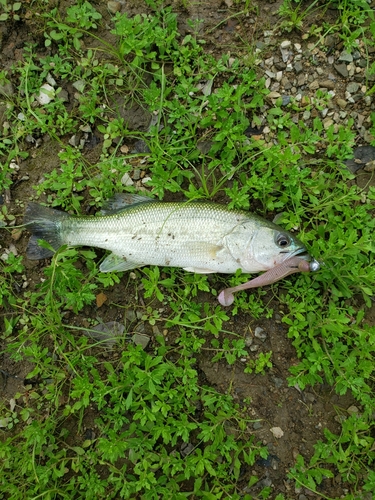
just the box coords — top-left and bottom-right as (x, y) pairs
(24, 203), (69, 260)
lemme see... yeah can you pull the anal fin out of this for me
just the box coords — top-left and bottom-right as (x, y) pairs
(183, 267), (216, 274)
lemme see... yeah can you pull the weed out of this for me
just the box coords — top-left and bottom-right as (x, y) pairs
(0, 0), (21, 21)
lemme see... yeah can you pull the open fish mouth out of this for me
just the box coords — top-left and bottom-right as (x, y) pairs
(218, 254), (320, 306)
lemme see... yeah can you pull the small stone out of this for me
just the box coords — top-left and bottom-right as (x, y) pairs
(121, 172), (134, 186)
(346, 82), (360, 93)
(11, 228), (22, 241)
(334, 63), (349, 78)
(107, 1), (122, 13)
(132, 333), (151, 349)
(253, 421), (263, 430)
(36, 83), (55, 105)
(254, 327), (267, 341)
(267, 91), (281, 99)
(57, 89), (69, 102)
(319, 79), (335, 90)
(308, 80), (319, 91)
(180, 442), (194, 457)
(8, 243), (17, 255)
(336, 98), (347, 109)
(245, 336), (253, 347)
(280, 48), (292, 63)
(46, 73), (57, 87)
(281, 95), (291, 106)
(302, 110), (310, 120)
(294, 61), (303, 74)
(270, 427), (284, 439)
(273, 377), (283, 388)
(323, 118), (334, 130)
(68, 135), (80, 147)
(255, 41), (266, 50)
(280, 40), (291, 49)
(297, 73), (306, 86)
(132, 169), (141, 180)
(72, 80), (86, 92)
(339, 50), (353, 62)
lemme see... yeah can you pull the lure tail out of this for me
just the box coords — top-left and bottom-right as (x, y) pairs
(24, 203), (69, 260)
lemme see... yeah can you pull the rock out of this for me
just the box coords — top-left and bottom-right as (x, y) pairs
(339, 50), (353, 62)
(254, 326), (267, 341)
(270, 427), (284, 438)
(107, 1), (122, 13)
(87, 321), (126, 346)
(336, 98), (347, 109)
(323, 118), (334, 130)
(280, 40), (291, 49)
(36, 83), (55, 105)
(280, 48), (292, 63)
(308, 80), (319, 90)
(121, 172), (134, 186)
(68, 134), (80, 147)
(273, 377), (284, 388)
(346, 82), (360, 93)
(267, 91), (281, 99)
(319, 79), (335, 90)
(253, 421), (262, 430)
(132, 139), (150, 153)
(334, 63), (349, 78)
(294, 61), (303, 74)
(132, 333), (151, 349)
(344, 145), (375, 173)
(297, 73), (306, 86)
(180, 442), (194, 457)
(72, 80), (86, 92)
(245, 336), (253, 347)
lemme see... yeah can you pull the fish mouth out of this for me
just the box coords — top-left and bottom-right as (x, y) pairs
(281, 247), (321, 273)
(280, 246), (311, 262)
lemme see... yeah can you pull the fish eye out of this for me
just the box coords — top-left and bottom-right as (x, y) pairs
(276, 233), (291, 248)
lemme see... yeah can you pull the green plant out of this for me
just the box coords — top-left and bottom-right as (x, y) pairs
(0, 0), (21, 21)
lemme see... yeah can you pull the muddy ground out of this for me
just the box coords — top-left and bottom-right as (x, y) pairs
(1, 0), (374, 498)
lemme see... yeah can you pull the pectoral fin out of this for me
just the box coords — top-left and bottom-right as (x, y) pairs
(100, 252), (143, 272)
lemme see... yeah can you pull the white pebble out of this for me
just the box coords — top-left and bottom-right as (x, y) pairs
(270, 427), (284, 439)
(121, 173), (134, 186)
(280, 40), (291, 49)
(36, 83), (55, 105)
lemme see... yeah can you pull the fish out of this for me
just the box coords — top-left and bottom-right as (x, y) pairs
(24, 194), (320, 305)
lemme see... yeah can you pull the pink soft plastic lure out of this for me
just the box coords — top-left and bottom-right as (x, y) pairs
(218, 257), (320, 306)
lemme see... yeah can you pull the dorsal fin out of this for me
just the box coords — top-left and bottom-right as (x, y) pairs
(100, 193), (156, 215)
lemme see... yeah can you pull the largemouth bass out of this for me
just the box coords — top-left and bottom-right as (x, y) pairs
(24, 194), (319, 305)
